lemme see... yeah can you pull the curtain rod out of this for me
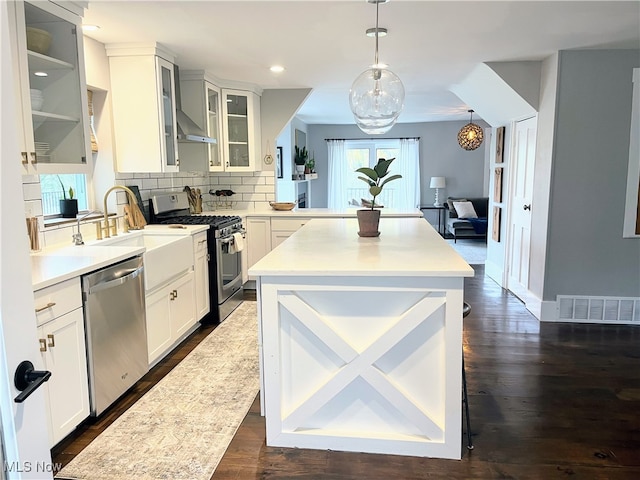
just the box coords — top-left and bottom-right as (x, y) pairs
(324, 137), (420, 141)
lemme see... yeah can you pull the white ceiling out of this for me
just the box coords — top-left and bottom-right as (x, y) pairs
(82, 0), (640, 125)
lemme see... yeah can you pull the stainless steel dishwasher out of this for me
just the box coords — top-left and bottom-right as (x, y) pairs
(82, 255), (148, 416)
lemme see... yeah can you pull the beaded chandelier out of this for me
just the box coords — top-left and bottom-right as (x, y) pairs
(457, 110), (484, 151)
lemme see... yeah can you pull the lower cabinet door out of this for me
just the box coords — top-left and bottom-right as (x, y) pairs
(38, 308), (89, 447)
(171, 271), (196, 339)
(145, 286), (173, 365)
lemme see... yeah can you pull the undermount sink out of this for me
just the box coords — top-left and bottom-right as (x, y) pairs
(96, 232), (193, 291)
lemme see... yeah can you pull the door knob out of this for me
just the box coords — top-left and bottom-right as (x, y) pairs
(13, 360), (51, 403)
(523, 204), (531, 211)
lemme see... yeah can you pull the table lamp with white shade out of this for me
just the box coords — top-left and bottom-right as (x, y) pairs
(430, 176), (446, 206)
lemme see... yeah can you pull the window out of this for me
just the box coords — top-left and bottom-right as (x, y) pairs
(40, 174), (88, 217)
(327, 138), (420, 210)
(346, 140), (400, 207)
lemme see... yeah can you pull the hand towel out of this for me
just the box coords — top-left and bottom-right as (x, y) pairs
(232, 232), (244, 253)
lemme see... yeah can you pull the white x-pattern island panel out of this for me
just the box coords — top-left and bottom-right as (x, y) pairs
(250, 218), (474, 459)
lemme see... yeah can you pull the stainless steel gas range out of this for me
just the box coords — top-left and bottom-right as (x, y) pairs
(149, 192), (244, 324)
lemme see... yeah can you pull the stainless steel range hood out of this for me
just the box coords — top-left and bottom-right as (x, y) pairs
(174, 65), (217, 144)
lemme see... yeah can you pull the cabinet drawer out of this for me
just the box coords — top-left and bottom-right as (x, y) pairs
(34, 277), (82, 327)
(193, 232), (208, 253)
(271, 217), (311, 231)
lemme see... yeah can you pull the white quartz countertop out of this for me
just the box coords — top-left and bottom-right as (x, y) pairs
(249, 218), (474, 277)
(31, 224), (209, 290)
(200, 207), (423, 218)
(31, 245), (145, 291)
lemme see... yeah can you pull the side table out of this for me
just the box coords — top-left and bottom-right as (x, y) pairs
(420, 205), (446, 237)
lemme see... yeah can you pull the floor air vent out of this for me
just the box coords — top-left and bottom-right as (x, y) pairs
(557, 296), (640, 324)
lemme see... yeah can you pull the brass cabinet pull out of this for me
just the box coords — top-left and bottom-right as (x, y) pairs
(21, 152), (28, 164)
(47, 334), (55, 348)
(39, 339), (47, 352)
(31, 151), (37, 164)
(35, 302), (56, 313)
(169, 291), (175, 301)
(173, 289), (178, 299)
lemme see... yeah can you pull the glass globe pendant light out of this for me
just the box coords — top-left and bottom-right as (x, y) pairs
(349, 0), (404, 135)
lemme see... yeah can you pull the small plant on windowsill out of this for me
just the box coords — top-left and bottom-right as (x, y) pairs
(354, 157), (402, 237)
(57, 175), (78, 218)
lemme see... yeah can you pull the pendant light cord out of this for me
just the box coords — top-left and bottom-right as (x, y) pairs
(374, 0), (380, 66)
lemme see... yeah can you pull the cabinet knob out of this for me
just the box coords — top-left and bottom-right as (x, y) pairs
(21, 152), (28, 165)
(523, 204), (531, 211)
(39, 339), (47, 353)
(31, 152), (38, 164)
(47, 334), (55, 348)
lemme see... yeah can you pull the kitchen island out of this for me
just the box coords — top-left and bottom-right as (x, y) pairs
(249, 217), (474, 460)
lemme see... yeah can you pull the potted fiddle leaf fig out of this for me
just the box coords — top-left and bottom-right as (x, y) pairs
(355, 157), (402, 237)
(57, 175), (78, 218)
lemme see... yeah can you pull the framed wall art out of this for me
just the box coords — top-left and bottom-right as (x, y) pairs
(495, 126), (505, 164)
(276, 146), (283, 179)
(492, 206), (501, 242)
(494, 167), (503, 203)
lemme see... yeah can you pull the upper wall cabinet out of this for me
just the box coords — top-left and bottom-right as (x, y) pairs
(8, 0), (91, 175)
(106, 43), (179, 173)
(221, 89), (261, 172)
(177, 72), (222, 172)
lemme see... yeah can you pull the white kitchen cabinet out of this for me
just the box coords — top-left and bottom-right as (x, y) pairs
(246, 217), (271, 281)
(270, 217), (311, 249)
(221, 89), (261, 172)
(107, 43), (179, 173)
(145, 271), (196, 366)
(178, 73), (223, 172)
(33, 277), (89, 447)
(8, 0), (91, 175)
(193, 231), (210, 320)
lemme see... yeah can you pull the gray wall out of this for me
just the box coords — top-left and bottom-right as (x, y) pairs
(544, 49), (640, 299)
(306, 121), (488, 209)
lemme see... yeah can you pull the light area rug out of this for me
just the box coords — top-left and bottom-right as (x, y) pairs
(56, 300), (259, 480)
(446, 238), (487, 265)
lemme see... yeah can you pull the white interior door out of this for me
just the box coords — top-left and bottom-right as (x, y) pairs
(1, 2), (54, 477)
(506, 116), (537, 301)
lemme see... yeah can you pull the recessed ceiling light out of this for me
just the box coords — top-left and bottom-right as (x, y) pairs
(366, 27), (387, 37)
(270, 65), (285, 73)
(82, 24), (100, 31)
(34, 71), (48, 77)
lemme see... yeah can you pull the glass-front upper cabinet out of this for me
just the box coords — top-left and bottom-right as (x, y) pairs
(107, 44), (179, 173)
(160, 61), (178, 170)
(9, 0), (91, 174)
(176, 75), (222, 172)
(221, 89), (261, 172)
(206, 84), (222, 170)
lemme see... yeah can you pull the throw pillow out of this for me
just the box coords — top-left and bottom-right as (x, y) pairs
(446, 198), (466, 217)
(453, 201), (478, 219)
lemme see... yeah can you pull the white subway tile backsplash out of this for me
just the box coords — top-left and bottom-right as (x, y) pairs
(24, 200), (42, 217)
(141, 178), (159, 190)
(23, 182), (42, 200)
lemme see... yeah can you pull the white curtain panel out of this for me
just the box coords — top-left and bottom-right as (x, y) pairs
(327, 139), (348, 209)
(397, 138), (421, 209)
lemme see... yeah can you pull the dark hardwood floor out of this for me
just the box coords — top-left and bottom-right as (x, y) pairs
(52, 268), (640, 479)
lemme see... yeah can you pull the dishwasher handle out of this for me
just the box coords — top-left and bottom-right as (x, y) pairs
(87, 266), (143, 295)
